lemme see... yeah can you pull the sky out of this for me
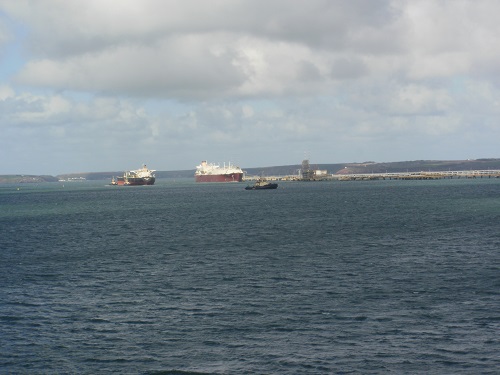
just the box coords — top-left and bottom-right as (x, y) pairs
(1, 0), (500, 175)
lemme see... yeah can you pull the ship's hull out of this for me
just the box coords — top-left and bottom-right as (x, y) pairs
(195, 173), (243, 183)
(116, 176), (155, 186)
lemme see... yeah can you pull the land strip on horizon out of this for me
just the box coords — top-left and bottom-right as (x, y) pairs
(2, 158), (500, 184)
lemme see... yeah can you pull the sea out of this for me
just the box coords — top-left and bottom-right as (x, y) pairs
(0, 178), (499, 374)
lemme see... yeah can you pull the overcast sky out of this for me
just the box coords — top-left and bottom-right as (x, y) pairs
(1, 0), (500, 175)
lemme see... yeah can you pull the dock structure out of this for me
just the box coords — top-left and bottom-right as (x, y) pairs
(244, 175), (288, 182)
(334, 170), (500, 181)
(244, 170), (500, 182)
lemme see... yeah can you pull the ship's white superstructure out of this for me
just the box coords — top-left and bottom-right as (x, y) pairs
(131, 165), (156, 179)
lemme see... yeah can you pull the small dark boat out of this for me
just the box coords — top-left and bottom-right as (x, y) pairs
(245, 178), (278, 190)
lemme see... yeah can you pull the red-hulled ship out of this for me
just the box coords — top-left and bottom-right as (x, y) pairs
(111, 165), (156, 186)
(195, 160), (243, 183)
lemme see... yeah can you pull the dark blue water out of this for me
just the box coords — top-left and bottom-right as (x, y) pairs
(1, 179), (499, 374)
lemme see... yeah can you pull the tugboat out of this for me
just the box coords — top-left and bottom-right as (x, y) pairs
(245, 178), (278, 190)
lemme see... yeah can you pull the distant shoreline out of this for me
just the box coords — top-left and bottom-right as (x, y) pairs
(2, 158), (500, 184)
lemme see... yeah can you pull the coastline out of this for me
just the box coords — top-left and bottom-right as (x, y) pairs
(2, 158), (500, 184)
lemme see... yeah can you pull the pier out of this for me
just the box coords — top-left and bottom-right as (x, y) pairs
(335, 170), (500, 181)
(244, 170), (500, 182)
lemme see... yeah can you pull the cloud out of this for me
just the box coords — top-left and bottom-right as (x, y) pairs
(0, 1), (410, 99)
(389, 84), (453, 116)
(5, 0), (500, 99)
(331, 57), (368, 80)
(0, 19), (9, 47)
(16, 34), (246, 98)
(4, 1), (398, 54)
(397, 0), (500, 80)
(2, 0), (500, 174)
(0, 84), (15, 100)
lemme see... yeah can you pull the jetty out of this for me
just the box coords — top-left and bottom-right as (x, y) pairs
(243, 169), (500, 182)
(335, 169), (500, 181)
